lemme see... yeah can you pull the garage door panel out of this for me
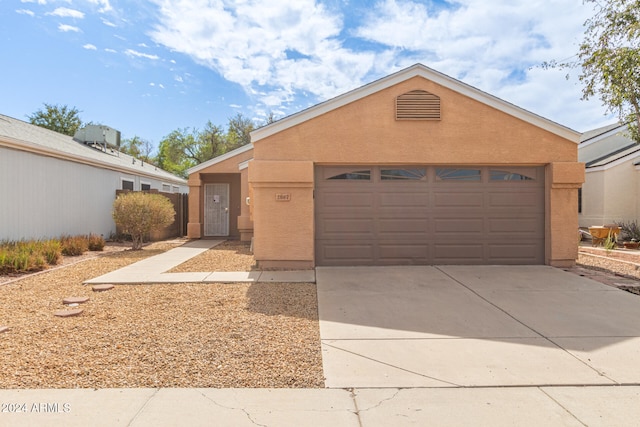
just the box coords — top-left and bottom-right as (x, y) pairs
(321, 192), (373, 208)
(315, 166), (545, 266)
(319, 218), (375, 236)
(434, 218), (484, 233)
(378, 244), (429, 263)
(434, 244), (484, 263)
(319, 243), (375, 265)
(488, 192), (541, 208)
(379, 192), (428, 207)
(433, 192), (484, 207)
(487, 217), (541, 233)
(378, 218), (430, 235)
(488, 243), (543, 261)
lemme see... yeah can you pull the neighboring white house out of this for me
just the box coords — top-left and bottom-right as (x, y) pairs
(578, 123), (640, 228)
(0, 114), (188, 241)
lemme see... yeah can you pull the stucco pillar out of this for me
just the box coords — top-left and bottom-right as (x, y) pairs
(547, 162), (585, 267)
(237, 164), (254, 241)
(187, 174), (202, 239)
(248, 160), (314, 269)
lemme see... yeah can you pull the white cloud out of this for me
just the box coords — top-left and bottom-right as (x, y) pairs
(149, 0), (377, 111)
(58, 24), (81, 32)
(21, 0), (47, 4)
(125, 49), (159, 60)
(87, 0), (113, 13)
(147, 0), (608, 130)
(83, 43), (97, 50)
(16, 9), (35, 16)
(105, 48), (117, 53)
(174, 75), (183, 82)
(101, 18), (116, 27)
(47, 7), (85, 19)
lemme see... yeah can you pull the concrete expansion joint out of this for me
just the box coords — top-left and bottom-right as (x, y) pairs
(537, 387), (588, 427)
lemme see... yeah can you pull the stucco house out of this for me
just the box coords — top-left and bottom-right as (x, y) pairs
(187, 64), (584, 268)
(0, 114), (188, 241)
(578, 123), (639, 228)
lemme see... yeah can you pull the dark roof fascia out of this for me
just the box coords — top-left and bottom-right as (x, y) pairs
(586, 143), (640, 167)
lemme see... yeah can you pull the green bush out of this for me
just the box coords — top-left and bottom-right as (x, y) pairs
(60, 235), (89, 256)
(112, 192), (175, 250)
(0, 240), (62, 274)
(87, 234), (105, 251)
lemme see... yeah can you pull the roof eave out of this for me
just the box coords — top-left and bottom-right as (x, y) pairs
(187, 143), (254, 174)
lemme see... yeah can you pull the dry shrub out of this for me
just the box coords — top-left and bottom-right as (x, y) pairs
(112, 192), (175, 250)
(61, 235), (89, 256)
(87, 234), (105, 251)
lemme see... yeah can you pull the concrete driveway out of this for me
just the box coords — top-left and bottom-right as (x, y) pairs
(316, 266), (640, 388)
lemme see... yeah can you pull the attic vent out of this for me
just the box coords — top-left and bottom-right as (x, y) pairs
(396, 90), (440, 120)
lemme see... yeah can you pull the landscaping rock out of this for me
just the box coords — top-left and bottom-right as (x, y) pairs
(63, 296), (90, 304)
(54, 308), (84, 317)
(92, 284), (114, 292)
(0, 326), (9, 333)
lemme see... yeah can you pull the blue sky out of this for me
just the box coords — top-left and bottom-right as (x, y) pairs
(2, 0), (614, 151)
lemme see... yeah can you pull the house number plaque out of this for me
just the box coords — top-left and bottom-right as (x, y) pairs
(275, 193), (291, 202)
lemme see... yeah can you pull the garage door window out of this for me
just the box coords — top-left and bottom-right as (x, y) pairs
(436, 168), (481, 181)
(381, 168), (426, 180)
(327, 170), (371, 180)
(490, 170), (534, 181)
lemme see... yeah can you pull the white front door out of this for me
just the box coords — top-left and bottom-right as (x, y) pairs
(204, 183), (230, 236)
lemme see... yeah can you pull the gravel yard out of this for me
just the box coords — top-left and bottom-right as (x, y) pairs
(0, 241), (323, 389)
(169, 240), (256, 272)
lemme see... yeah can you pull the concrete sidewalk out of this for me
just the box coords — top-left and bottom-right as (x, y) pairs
(84, 239), (315, 284)
(1, 386), (639, 426)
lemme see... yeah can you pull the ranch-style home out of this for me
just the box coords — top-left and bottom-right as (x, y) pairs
(187, 64), (584, 269)
(0, 114), (188, 242)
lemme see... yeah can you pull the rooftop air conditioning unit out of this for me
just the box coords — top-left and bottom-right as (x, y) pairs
(73, 125), (121, 150)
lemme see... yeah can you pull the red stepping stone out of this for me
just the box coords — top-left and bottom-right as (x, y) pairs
(92, 284), (114, 292)
(54, 308), (84, 318)
(0, 326), (9, 334)
(63, 296), (90, 304)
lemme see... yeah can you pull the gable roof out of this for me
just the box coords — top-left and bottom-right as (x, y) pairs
(187, 142), (254, 174)
(251, 63), (581, 143)
(0, 114), (186, 184)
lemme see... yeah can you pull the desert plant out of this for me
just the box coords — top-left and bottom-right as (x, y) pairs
(0, 239), (62, 274)
(60, 235), (89, 256)
(616, 220), (640, 242)
(87, 234), (105, 251)
(41, 239), (62, 265)
(112, 192), (175, 250)
(603, 230), (617, 252)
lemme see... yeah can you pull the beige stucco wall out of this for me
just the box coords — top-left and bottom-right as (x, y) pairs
(248, 75), (583, 268)
(580, 161), (638, 228)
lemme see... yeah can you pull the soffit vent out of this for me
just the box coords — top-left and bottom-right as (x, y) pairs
(396, 90), (441, 120)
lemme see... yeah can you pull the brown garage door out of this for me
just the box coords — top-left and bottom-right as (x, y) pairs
(315, 166), (545, 266)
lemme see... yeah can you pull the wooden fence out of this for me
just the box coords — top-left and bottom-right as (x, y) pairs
(115, 190), (188, 241)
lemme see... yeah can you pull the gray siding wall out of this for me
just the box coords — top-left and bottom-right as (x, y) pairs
(0, 147), (186, 241)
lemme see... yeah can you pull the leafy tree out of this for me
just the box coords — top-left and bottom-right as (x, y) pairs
(156, 114), (256, 177)
(156, 128), (200, 178)
(226, 113), (254, 150)
(120, 135), (155, 163)
(28, 103), (83, 136)
(545, 0), (640, 142)
(112, 192), (175, 250)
